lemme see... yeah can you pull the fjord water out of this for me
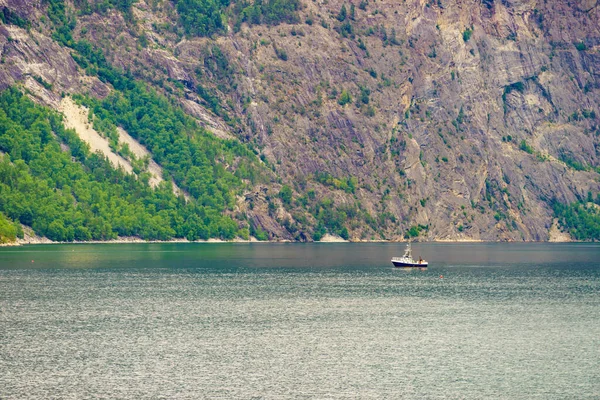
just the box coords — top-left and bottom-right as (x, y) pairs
(1, 243), (598, 399)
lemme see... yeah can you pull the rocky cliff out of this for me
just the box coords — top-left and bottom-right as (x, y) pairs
(1, 0), (599, 241)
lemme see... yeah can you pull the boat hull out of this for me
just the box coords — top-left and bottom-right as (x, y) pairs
(392, 261), (428, 268)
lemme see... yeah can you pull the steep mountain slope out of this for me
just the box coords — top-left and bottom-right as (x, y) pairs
(1, 0), (599, 241)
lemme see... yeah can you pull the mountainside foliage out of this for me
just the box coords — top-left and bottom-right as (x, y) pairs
(552, 196), (600, 241)
(176, 0), (230, 37)
(0, 212), (22, 244)
(0, 88), (253, 241)
(175, 0), (301, 37)
(79, 82), (263, 208)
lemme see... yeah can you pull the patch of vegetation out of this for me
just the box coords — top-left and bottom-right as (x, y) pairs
(337, 4), (347, 21)
(287, 174), (378, 240)
(339, 21), (354, 38)
(552, 196), (600, 240)
(310, 198), (359, 241)
(33, 76), (53, 90)
(274, 45), (288, 61)
(45, 0), (77, 46)
(175, 0), (229, 37)
(234, 0), (301, 28)
(358, 86), (370, 105)
(574, 41), (587, 51)
(451, 111), (464, 131)
(533, 8), (544, 30)
(482, 0), (494, 8)
(1, 7), (31, 29)
(250, 223), (268, 241)
(482, 178), (512, 222)
(558, 152), (587, 171)
(76, 0), (136, 19)
(427, 46), (437, 58)
(314, 172), (357, 194)
(279, 185), (293, 205)
(502, 81), (526, 113)
(363, 105), (375, 117)
(338, 89), (352, 106)
(581, 109), (596, 119)
(463, 27), (473, 42)
(405, 224), (428, 239)
(0, 212), (23, 244)
(201, 45), (234, 89)
(502, 81), (525, 101)
(389, 134), (406, 157)
(519, 139), (534, 154)
(388, 28), (400, 46)
(196, 84), (229, 121)
(357, 38), (367, 51)
(570, 109), (597, 122)
(191, 45), (235, 121)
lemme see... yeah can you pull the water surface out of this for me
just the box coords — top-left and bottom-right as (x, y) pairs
(1, 243), (599, 398)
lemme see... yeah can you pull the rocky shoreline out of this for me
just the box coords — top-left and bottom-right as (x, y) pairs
(0, 223), (574, 247)
(1, 236), (575, 247)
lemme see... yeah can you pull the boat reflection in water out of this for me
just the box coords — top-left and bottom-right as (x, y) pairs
(391, 243), (428, 268)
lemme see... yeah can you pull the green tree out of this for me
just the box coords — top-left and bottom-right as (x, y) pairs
(0, 212), (20, 243)
(176, 0), (228, 37)
(337, 4), (347, 21)
(338, 89), (352, 106)
(463, 27), (473, 42)
(279, 185), (293, 205)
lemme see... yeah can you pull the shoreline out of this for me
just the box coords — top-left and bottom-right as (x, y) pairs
(1, 237), (584, 247)
(1, 223), (576, 247)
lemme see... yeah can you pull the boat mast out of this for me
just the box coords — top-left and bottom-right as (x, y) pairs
(404, 242), (412, 258)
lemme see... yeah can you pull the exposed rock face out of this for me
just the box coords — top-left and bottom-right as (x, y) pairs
(1, 0), (599, 241)
(0, 24), (107, 98)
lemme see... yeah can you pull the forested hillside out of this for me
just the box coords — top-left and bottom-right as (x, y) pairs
(0, 0), (599, 242)
(0, 87), (259, 241)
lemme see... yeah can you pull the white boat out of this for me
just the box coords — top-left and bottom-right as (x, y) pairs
(391, 243), (428, 268)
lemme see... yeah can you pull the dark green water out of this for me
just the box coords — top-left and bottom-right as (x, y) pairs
(1, 243), (599, 398)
